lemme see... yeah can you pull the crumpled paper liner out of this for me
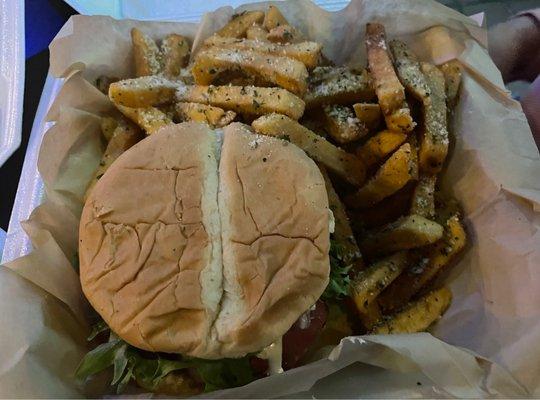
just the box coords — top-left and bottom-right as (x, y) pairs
(1, 0), (539, 397)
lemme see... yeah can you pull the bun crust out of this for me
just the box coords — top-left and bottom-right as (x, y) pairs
(215, 123), (330, 356)
(79, 122), (329, 358)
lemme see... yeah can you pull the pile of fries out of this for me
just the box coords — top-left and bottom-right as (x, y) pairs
(88, 6), (466, 336)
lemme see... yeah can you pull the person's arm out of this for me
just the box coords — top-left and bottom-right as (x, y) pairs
(489, 10), (540, 147)
(489, 10), (540, 83)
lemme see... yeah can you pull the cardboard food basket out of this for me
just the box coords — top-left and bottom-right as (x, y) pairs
(1, 0), (539, 397)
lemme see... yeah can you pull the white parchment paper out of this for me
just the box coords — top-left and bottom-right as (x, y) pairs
(1, 0), (539, 397)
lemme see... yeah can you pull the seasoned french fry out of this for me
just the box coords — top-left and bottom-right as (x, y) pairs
(347, 143), (415, 208)
(131, 28), (162, 77)
(161, 34), (190, 78)
(439, 60), (462, 108)
(434, 195), (461, 225)
(216, 11), (265, 38)
(322, 105), (368, 144)
(175, 102), (236, 127)
(359, 301), (383, 331)
(353, 103), (381, 131)
(246, 24), (269, 41)
(372, 287), (452, 334)
(267, 24), (302, 43)
(350, 184), (413, 229)
(385, 108), (416, 133)
(177, 85), (305, 119)
(359, 214), (444, 257)
(192, 47), (308, 95)
(407, 133), (419, 180)
(305, 67), (375, 109)
(419, 62), (448, 174)
(100, 117), (119, 142)
(351, 251), (409, 316)
(85, 122), (142, 200)
(116, 104), (173, 134)
(203, 36), (322, 68)
(378, 214), (466, 312)
(356, 129), (407, 167)
(300, 115), (327, 138)
(108, 76), (178, 108)
(410, 174), (436, 218)
(320, 166), (362, 265)
(389, 39), (431, 101)
(264, 5), (289, 30)
(252, 113), (366, 186)
(365, 23), (414, 133)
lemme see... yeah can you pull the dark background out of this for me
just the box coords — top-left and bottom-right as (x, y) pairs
(0, 0), (76, 230)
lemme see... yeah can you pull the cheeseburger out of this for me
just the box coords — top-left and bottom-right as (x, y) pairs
(77, 122), (340, 394)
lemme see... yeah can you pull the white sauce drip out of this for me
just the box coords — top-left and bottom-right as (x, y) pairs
(257, 338), (283, 374)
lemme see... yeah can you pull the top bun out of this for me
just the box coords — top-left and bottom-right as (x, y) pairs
(79, 122), (329, 359)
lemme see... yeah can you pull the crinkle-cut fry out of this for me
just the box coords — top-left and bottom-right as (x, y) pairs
(347, 143), (416, 209)
(100, 116), (119, 142)
(252, 113), (366, 186)
(176, 85), (305, 120)
(216, 11), (265, 38)
(161, 34), (190, 78)
(356, 129), (407, 167)
(359, 214), (444, 258)
(109, 76), (178, 108)
(353, 103), (381, 131)
(410, 174), (436, 218)
(378, 214), (466, 312)
(365, 23), (414, 133)
(175, 102), (236, 127)
(372, 287), (452, 334)
(320, 166), (362, 265)
(389, 39), (431, 101)
(192, 47), (308, 95)
(439, 60), (462, 108)
(84, 122), (142, 200)
(264, 5), (289, 30)
(246, 24), (269, 41)
(305, 67), (375, 109)
(419, 62), (448, 174)
(267, 24), (303, 43)
(131, 28), (162, 77)
(116, 104), (173, 134)
(323, 105), (368, 144)
(351, 251), (409, 318)
(203, 36), (322, 69)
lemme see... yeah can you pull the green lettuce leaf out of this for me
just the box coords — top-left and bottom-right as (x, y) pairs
(87, 320), (110, 341)
(75, 339), (126, 380)
(76, 322), (257, 394)
(322, 240), (352, 300)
